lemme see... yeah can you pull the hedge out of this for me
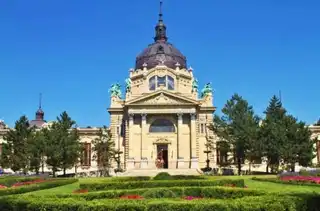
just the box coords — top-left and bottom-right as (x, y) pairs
(54, 186), (264, 200)
(0, 194), (311, 211)
(252, 177), (320, 187)
(80, 179), (244, 191)
(0, 178), (78, 196)
(0, 176), (41, 187)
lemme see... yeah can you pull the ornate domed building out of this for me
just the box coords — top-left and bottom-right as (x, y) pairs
(107, 2), (216, 170)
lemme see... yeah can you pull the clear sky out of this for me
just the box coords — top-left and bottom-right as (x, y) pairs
(0, 0), (319, 127)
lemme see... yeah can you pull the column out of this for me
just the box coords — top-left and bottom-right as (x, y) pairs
(127, 113), (135, 169)
(190, 113), (198, 168)
(140, 113), (148, 168)
(177, 113), (184, 168)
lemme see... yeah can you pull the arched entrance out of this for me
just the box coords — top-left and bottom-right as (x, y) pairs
(156, 144), (168, 169)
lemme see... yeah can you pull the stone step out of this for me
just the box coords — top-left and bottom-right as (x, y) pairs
(119, 169), (201, 177)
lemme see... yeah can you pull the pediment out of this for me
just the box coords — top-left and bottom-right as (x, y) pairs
(125, 91), (199, 106)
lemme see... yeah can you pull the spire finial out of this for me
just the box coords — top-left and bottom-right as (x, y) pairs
(154, 0), (167, 42)
(159, 1), (163, 22)
(39, 93), (42, 109)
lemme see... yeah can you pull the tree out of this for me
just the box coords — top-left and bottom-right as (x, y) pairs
(210, 94), (260, 175)
(259, 95), (287, 173)
(92, 126), (115, 177)
(43, 122), (62, 177)
(56, 112), (80, 176)
(28, 130), (46, 174)
(1, 116), (34, 174)
(44, 111), (80, 177)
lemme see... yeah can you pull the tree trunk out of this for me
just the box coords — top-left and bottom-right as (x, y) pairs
(237, 157), (241, 175)
(266, 163), (269, 173)
(52, 170), (56, 177)
(63, 168), (66, 176)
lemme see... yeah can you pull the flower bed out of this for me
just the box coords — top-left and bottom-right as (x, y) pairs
(252, 176), (320, 187)
(0, 178), (78, 196)
(281, 175), (320, 184)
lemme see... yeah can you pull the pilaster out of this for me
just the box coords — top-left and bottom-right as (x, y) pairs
(128, 113), (134, 159)
(140, 113), (147, 168)
(190, 113), (197, 158)
(177, 113), (183, 168)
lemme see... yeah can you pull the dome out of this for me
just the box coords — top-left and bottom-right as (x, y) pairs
(135, 41), (187, 70)
(135, 2), (187, 70)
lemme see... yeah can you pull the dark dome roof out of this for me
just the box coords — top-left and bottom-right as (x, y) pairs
(135, 2), (187, 70)
(135, 40), (187, 70)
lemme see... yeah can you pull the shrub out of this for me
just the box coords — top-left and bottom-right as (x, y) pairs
(80, 179), (245, 191)
(0, 176), (41, 187)
(0, 194), (309, 211)
(54, 186), (262, 200)
(153, 172), (171, 180)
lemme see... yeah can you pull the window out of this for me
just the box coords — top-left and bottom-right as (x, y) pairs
(216, 142), (228, 165)
(81, 143), (91, 166)
(148, 75), (175, 91)
(149, 76), (156, 90)
(149, 119), (175, 133)
(167, 76), (174, 90)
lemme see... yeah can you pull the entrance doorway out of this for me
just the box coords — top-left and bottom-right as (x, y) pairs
(156, 144), (168, 169)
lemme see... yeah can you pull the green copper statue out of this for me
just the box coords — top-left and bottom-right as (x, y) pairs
(109, 83), (122, 98)
(125, 78), (131, 93)
(201, 82), (213, 98)
(192, 78), (198, 91)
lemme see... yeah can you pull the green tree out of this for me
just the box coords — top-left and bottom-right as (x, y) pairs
(210, 94), (260, 175)
(1, 116), (34, 174)
(56, 112), (80, 176)
(43, 122), (62, 177)
(259, 95), (287, 173)
(28, 130), (46, 174)
(92, 126), (115, 177)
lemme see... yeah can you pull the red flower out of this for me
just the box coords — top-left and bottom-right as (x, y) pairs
(0, 185), (7, 189)
(280, 176), (320, 184)
(120, 195), (144, 200)
(73, 189), (88, 194)
(183, 196), (203, 200)
(11, 179), (49, 188)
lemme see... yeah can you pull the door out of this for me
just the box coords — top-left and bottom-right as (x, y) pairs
(156, 144), (168, 169)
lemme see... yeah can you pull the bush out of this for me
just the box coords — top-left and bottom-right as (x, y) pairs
(0, 176), (41, 187)
(153, 172), (171, 180)
(54, 186), (262, 200)
(0, 178), (78, 196)
(0, 194), (309, 211)
(80, 179), (245, 191)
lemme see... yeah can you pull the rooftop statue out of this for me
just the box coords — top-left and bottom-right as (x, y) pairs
(125, 78), (132, 93)
(201, 82), (213, 98)
(109, 83), (122, 98)
(192, 78), (198, 91)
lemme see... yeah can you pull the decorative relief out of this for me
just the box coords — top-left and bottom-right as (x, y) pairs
(133, 93), (193, 105)
(153, 137), (172, 145)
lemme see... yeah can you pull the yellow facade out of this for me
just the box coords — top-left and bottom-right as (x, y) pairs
(108, 65), (216, 170)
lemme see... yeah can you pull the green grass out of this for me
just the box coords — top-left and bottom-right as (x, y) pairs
(25, 175), (320, 195)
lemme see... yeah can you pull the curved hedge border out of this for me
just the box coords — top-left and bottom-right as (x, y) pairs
(252, 177), (320, 187)
(0, 178), (78, 196)
(0, 176), (41, 187)
(0, 195), (307, 211)
(80, 179), (244, 191)
(54, 186), (264, 200)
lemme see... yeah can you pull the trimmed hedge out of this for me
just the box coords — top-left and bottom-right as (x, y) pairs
(0, 194), (310, 211)
(54, 186), (263, 200)
(0, 176), (41, 187)
(252, 177), (320, 187)
(80, 179), (245, 191)
(0, 178), (78, 196)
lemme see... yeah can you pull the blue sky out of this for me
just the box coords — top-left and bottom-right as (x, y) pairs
(0, 0), (319, 127)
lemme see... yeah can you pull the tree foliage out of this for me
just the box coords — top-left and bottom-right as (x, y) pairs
(210, 94), (260, 175)
(92, 126), (115, 177)
(1, 116), (34, 174)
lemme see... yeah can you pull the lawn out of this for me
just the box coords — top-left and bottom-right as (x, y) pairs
(28, 175), (320, 195)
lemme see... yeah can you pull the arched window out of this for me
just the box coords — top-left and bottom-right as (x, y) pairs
(149, 119), (175, 133)
(148, 75), (175, 91)
(167, 76), (174, 90)
(149, 76), (156, 90)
